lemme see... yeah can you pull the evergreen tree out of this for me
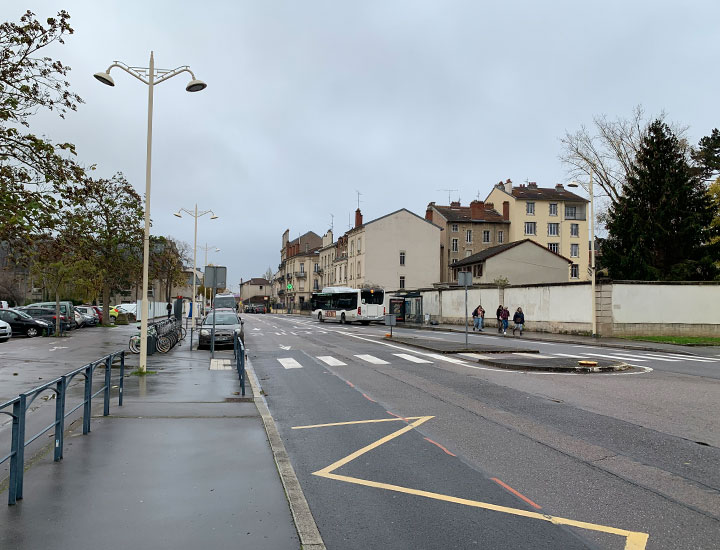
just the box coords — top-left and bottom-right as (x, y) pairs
(602, 120), (717, 280)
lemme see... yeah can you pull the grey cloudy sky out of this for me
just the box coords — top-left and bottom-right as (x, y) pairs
(7, 1), (719, 291)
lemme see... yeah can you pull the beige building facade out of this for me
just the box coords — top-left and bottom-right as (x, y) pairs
(485, 180), (590, 281)
(278, 230), (322, 310)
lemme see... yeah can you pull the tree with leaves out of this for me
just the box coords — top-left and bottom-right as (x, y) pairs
(602, 120), (717, 281)
(0, 10), (86, 244)
(149, 236), (189, 302)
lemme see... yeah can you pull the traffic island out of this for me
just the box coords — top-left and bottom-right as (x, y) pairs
(386, 335), (539, 354)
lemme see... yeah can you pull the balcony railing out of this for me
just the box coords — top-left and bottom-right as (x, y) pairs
(294, 271), (307, 278)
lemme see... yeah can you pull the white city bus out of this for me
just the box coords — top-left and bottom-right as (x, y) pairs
(311, 287), (385, 325)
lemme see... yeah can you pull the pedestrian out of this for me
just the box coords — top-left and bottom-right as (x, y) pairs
(496, 305), (503, 333)
(166, 301), (172, 319)
(512, 307), (525, 335)
(501, 306), (510, 335)
(471, 304), (485, 331)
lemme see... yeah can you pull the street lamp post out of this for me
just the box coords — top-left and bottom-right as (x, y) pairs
(199, 243), (220, 310)
(174, 205), (217, 349)
(569, 169), (596, 337)
(94, 53), (206, 372)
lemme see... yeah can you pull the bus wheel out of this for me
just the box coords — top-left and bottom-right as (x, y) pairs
(340, 313), (346, 324)
(318, 312), (324, 323)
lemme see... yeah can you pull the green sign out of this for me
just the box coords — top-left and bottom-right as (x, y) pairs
(287, 283), (293, 290)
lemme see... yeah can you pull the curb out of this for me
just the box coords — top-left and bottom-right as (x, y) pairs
(245, 357), (326, 550)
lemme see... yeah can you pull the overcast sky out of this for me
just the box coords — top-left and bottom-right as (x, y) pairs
(6, 1), (719, 291)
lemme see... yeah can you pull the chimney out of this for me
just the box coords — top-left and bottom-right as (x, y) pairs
(450, 201), (461, 207)
(355, 208), (363, 228)
(555, 183), (564, 191)
(485, 202), (494, 210)
(528, 181), (538, 189)
(470, 200), (484, 220)
(425, 205), (433, 222)
(504, 178), (512, 194)
(502, 201), (510, 221)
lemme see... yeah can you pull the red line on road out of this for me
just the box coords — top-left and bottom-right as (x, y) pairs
(346, 381), (355, 388)
(386, 411), (409, 423)
(362, 393), (376, 403)
(424, 437), (456, 457)
(490, 477), (542, 509)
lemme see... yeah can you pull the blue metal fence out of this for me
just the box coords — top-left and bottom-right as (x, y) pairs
(233, 333), (246, 396)
(0, 350), (125, 505)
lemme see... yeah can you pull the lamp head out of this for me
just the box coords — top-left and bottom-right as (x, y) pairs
(186, 79), (207, 92)
(567, 181), (579, 188)
(210, 214), (218, 220)
(215, 248), (220, 252)
(93, 71), (115, 87)
(173, 212), (183, 218)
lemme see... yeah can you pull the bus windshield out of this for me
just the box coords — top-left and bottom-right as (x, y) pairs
(361, 289), (384, 305)
(213, 295), (236, 309)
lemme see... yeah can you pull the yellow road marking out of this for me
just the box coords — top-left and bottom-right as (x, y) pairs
(299, 416), (650, 550)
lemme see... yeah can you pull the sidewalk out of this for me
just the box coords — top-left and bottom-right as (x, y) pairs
(0, 344), (301, 550)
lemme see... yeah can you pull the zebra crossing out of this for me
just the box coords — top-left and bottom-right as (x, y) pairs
(274, 348), (720, 370)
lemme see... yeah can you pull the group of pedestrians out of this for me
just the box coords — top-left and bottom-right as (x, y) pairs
(471, 303), (524, 336)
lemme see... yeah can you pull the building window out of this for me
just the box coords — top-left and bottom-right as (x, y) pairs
(570, 223), (579, 237)
(465, 250), (472, 257)
(399, 251), (406, 265)
(482, 230), (491, 243)
(357, 238), (361, 253)
(565, 205), (577, 219)
(548, 243), (559, 254)
(300, 262), (305, 273)
(549, 203), (558, 216)
(524, 222), (536, 235)
(497, 231), (504, 244)
(570, 264), (579, 279)
(313, 263), (319, 273)
(451, 224), (459, 232)
(313, 280), (319, 290)
(548, 223), (559, 236)
(473, 264), (483, 277)
(570, 243), (579, 257)
(357, 261), (361, 277)
(350, 241), (354, 256)
(399, 276), (405, 289)
(451, 238), (459, 252)
(466, 229), (472, 243)
(526, 202), (535, 215)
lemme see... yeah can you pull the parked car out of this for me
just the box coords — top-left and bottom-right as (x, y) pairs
(17, 306), (69, 333)
(254, 304), (267, 314)
(198, 310), (244, 350)
(0, 319), (11, 342)
(25, 301), (78, 330)
(0, 308), (51, 337)
(75, 306), (99, 326)
(110, 303), (137, 320)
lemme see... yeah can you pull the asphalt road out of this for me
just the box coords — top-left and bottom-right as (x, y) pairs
(246, 314), (720, 550)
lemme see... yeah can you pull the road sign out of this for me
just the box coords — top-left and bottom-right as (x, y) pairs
(287, 283), (293, 290)
(458, 271), (472, 287)
(204, 266), (227, 289)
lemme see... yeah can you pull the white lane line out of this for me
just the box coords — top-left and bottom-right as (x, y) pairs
(591, 353), (650, 362)
(630, 353), (681, 363)
(459, 352), (492, 360)
(532, 341), (557, 346)
(274, 332), (286, 335)
(393, 353), (432, 364)
(354, 354), (390, 365)
(317, 356), (347, 366)
(658, 353), (717, 363)
(278, 358), (303, 369)
(585, 353), (648, 362)
(515, 352), (556, 359)
(553, 353), (589, 358)
(425, 353), (470, 365)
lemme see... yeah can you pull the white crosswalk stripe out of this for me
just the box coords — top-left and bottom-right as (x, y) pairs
(392, 353), (432, 363)
(354, 354), (390, 365)
(626, 353), (680, 362)
(425, 353), (469, 365)
(583, 353), (648, 362)
(278, 358), (303, 369)
(658, 353), (717, 363)
(317, 356), (347, 366)
(553, 353), (589, 358)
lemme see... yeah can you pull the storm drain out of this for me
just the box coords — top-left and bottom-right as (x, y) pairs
(209, 359), (232, 370)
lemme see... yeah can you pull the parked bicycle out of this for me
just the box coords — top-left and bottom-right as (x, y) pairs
(128, 318), (184, 354)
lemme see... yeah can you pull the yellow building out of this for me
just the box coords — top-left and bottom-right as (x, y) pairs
(485, 180), (590, 281)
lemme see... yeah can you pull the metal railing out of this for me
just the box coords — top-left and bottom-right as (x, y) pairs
(0, 350), (125, 505)
(233, 332), (246, 396)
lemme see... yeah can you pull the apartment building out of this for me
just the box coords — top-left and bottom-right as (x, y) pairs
(240, 277), (270, 306)
(317, 230), (337, 288)
(485, 180), (590, 281)
(425, 200), (510, 283)
(336, 208), (441, 291)
(277, 229), (322, 310)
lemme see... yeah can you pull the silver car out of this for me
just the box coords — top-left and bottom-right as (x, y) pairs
(0, 319), (11, 342)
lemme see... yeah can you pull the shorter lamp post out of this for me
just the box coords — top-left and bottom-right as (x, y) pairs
(173, 205), (217, 349)
(568, 170), (596, 337)
(199, 243), (220, 310)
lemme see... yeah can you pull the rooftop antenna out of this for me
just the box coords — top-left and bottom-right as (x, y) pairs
(476, 190), (482, 200)
(355, 189), (363, 209)
(330, 213), (334, 232)
(437, 188), (458, 204)
(348, 211), (352, 231)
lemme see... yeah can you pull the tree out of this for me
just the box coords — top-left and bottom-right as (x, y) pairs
(66, 173), (143, 323)
(0, 10), (86, 243)
(692, 128), (720, 182)
(263, 267), (273, 282)
(602, 120), (717, 281)
(149, 236), (188, 302)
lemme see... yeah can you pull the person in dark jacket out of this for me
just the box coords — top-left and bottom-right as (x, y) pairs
(501, 306), (510, 335)
(496, 305), (503, 333)
(166, 302), (172, 319)
(472, 304), (484, 331)
(512, 307), (525, 335)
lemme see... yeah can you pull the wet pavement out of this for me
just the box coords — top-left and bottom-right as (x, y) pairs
(0, 342), (300, 550)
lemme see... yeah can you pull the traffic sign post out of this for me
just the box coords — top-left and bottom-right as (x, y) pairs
(458, 271), (473, 345)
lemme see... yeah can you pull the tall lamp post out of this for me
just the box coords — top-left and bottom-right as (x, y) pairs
(94, 53), (206, 372)
(199, 243), (220, 310)
(568, 169), (596, 337)
(173, 205), (218, 348)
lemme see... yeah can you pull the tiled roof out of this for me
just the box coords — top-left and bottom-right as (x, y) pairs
(244, 278), (269, 286)
(450, 239), (572, 267)
(510, 185), (587, 202)
(432, 204), (506, 223)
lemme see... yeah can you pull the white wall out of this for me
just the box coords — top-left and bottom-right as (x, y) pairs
(612, 284), (720, 324)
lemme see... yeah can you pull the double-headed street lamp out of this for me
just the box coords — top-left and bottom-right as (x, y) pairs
(94, 52), (206, 372)
(173, 205), (218, 348)
(568, 169), (596, 338)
